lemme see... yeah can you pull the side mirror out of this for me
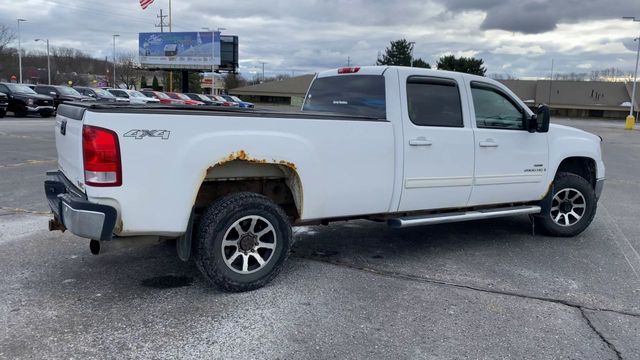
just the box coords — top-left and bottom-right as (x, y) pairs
(536, 104), (550, 133)
(524, 113), (538, 133)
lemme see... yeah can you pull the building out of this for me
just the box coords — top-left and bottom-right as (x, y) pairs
(229, 72), (639, 118)
(229, 74), (315, 106)
(500, 80), (639, 119)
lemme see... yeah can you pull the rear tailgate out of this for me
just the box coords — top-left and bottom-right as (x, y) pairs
(54, 105), (86, 190)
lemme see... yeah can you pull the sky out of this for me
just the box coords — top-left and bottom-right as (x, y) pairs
(1, 0), (640, 79)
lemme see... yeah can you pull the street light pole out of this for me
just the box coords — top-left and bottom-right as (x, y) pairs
(409, 41), (415, 67)
(112, 34), (120, 88)
(17, 19), (26, 83)
(623, 16), (640, 129)
(35, 39), (51, 85)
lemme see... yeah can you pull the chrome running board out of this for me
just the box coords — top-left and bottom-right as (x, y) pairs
(388, 205), (541, 229)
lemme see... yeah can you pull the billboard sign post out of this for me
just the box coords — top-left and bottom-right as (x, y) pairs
(139, 31), (221, 70)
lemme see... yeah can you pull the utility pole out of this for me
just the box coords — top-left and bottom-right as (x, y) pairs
(347, 56), (351, 67)
(548, 59), (554, 105)
(260, 62), (266, 81)
(156, 9), (167, 33)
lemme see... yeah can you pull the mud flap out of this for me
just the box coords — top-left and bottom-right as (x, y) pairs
(177, 210), (194, 262)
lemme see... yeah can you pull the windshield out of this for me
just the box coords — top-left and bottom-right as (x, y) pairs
(195, 94), (210, 101)
(94, 88), (115, 98)
(176, 93), (191, 100)
(57, 86), (82, 96)
(303, 75), (386, 118)
(230, 96), (243, 102)
(153, 92), (170, 99)
(7, 84), (37, 94)
(130, 91), (147, 98)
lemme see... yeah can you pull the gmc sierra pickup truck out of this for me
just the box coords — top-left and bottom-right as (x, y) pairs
(45, 66), (605, 292)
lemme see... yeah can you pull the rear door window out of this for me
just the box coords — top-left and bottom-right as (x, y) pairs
(406, 77), (463, 127)
(303, 75), (386, 119)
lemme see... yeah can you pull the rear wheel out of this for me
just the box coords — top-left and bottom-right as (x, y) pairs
(195, 192), (292, 292)
(0, 109), (5, 118)
(40, 112), (52, 118)
(536, 172), (597, 237)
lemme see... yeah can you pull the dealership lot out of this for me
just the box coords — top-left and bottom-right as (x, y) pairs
(1, 117), (639, 359)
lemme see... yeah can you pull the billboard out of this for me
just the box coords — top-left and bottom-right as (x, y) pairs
(219, 35), (239, 72)
(139, 32), (221, 70)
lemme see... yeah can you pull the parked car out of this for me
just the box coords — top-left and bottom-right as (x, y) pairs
(34, 85), (94, 109)
(208, 94), (239, 107)
(165, 92), (205, 105)
(107, 89), (160, 105)
(185, 93), (222, 106)
(45, 66), (605, 292)
(0, 92), (8, 118)
(141, 90), (186, 105)
(74, 86), (119, 103)
(0, 82), (54, 117)
(222, 95), (254, 108)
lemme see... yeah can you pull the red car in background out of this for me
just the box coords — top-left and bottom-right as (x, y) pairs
(141, 90), (186, 105)
(165, 92), (205, 106)
(207, 94), (240, 107)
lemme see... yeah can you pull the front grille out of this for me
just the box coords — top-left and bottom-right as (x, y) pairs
(35, 99), (52, 106)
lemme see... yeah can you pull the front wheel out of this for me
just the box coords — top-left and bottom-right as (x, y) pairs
(536, 172), (597, 237)
(0, 109), (5, 118)
(195, 192), (292, 292)
(40, 112), (52, 118)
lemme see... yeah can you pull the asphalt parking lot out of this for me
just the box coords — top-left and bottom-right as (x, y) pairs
(1, 115), (639, 359)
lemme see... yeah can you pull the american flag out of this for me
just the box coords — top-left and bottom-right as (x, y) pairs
(140, 0), (154, 10)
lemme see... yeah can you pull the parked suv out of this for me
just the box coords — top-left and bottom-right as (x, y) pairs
(0, 92), (8, 118)
(0, 83), (54, 117)
(34, 85), (94, 109)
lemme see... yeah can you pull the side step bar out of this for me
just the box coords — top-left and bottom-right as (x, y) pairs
(388, 205), (541, 229)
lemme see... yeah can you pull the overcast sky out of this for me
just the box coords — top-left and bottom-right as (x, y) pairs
(2, 0), (640, 79)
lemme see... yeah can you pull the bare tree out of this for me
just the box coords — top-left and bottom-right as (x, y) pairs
(116, 51), (142, 88)
(0, 25), (15, 54)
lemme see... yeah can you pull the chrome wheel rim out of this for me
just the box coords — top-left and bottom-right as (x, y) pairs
(550, 188), (586, 227)
(221, 215), (277, 274)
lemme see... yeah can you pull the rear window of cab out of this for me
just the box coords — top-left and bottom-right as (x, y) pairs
(303, 75), (386, 119)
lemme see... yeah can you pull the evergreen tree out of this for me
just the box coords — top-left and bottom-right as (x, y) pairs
(437, 55), (486, 76)
(376, 39), (430, 68)
(140, 76), (148, 89)
(151, 75), (160, 90)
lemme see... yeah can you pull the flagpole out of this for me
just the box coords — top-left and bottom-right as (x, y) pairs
(168, 0), (173, 92)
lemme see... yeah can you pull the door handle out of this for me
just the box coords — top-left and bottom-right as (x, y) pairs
(479, 139), (499, 148)
(409, 138), (433, 146)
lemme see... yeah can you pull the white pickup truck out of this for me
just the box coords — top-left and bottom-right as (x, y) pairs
(45, 66), (605, 292)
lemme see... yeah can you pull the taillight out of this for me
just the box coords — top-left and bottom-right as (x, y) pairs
(82, 125), (122, 187)
(338, 67), (360, 74)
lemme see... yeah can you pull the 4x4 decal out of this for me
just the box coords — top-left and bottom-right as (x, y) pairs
(123, 129), (171, 140)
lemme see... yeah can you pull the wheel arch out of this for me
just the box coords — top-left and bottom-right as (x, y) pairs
(553, 156), (597, 189)
(193, 157), (304, 222)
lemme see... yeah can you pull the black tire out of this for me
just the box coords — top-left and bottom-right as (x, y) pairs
(0, 110), (5, 118)
(536, 172), (597, 237)
(195, 192), (292, 292)
(40, 112), (52, 118)
(13, 106), (27, 117)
